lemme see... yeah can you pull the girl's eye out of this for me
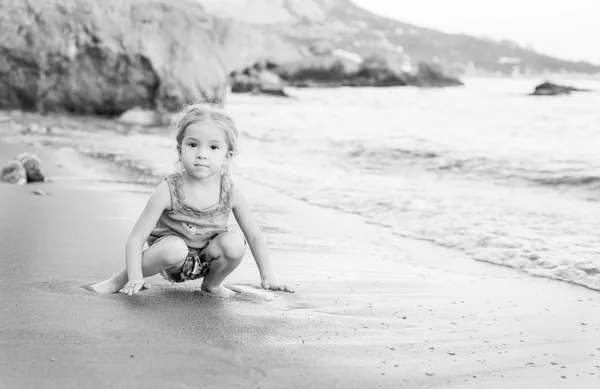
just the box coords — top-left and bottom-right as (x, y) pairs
(210, 145), (219, 150)
(189, 142), (197, 147)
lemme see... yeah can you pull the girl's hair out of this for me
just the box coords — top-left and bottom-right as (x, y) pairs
(173, 103), (239, 155)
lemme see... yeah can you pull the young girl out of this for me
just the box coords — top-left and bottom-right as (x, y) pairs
(91, 103), (293, 298)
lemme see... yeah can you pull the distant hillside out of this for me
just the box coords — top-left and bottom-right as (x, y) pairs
(199, 0), (600, 76)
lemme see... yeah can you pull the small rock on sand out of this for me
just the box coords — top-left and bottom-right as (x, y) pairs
(17, 152), (45, 182)
(1, 160), (27, 185)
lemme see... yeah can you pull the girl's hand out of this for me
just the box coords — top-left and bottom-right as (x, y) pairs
(120, 279), (151, 296)
(261, 278), (294, 293)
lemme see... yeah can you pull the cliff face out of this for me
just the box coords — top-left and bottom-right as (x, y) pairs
(2, 0), (595, 115)
(200, 0), (600, 76)
(0, 0), (247, 114)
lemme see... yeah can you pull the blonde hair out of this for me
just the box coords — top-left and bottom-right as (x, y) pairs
(173, 103), (239, 156)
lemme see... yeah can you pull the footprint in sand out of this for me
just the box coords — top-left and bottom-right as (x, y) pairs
(227, 284), (280, 301)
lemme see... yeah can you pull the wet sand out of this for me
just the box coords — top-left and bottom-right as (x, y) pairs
(1, 139), (599, 389)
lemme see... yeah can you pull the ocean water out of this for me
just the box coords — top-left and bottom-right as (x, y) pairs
(224, 77), (600, 291)
(15, 77), (599, 291)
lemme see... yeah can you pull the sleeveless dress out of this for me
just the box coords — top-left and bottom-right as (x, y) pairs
(146, 172), (235, 282)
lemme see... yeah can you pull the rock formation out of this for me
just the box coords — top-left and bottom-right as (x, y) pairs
(1, 152), (45, 185)
(0, 0), (246, 114)
(229, 61), (291, 96)
(230, 56), (463, 92)
(531, 81), (591, 96)
(408, 63), (464, 87)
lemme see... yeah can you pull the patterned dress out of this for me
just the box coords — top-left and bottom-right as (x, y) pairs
(147, 172), (234, 282)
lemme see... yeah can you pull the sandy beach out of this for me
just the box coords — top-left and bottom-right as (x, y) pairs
(1, 139), (599, 389)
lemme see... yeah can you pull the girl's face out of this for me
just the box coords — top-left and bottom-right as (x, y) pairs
(179, 122), (232, 179)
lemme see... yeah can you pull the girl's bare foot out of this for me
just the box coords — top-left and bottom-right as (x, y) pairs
(90, 274), (127, 294)
(201, 281), (237, 298)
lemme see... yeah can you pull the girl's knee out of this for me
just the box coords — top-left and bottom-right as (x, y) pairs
(160, 237), (189, 265)
(209, 232), (246, 261)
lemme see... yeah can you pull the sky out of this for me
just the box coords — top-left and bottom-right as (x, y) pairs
(351, 0), (600, 64)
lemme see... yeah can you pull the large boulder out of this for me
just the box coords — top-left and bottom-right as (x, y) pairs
(0, 0), (245, 114)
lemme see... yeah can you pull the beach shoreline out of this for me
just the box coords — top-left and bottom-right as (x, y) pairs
(1, 135), (600, 388)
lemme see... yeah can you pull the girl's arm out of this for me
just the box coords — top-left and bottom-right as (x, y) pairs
(124, 181), (171, 290)
(231, 185), (294, 293)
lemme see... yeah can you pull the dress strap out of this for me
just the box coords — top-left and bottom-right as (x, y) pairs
(164, 173), (182, 210)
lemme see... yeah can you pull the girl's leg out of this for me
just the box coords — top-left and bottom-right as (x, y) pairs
(201, 232), (246, 298)
(90, 236), (189, 293)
